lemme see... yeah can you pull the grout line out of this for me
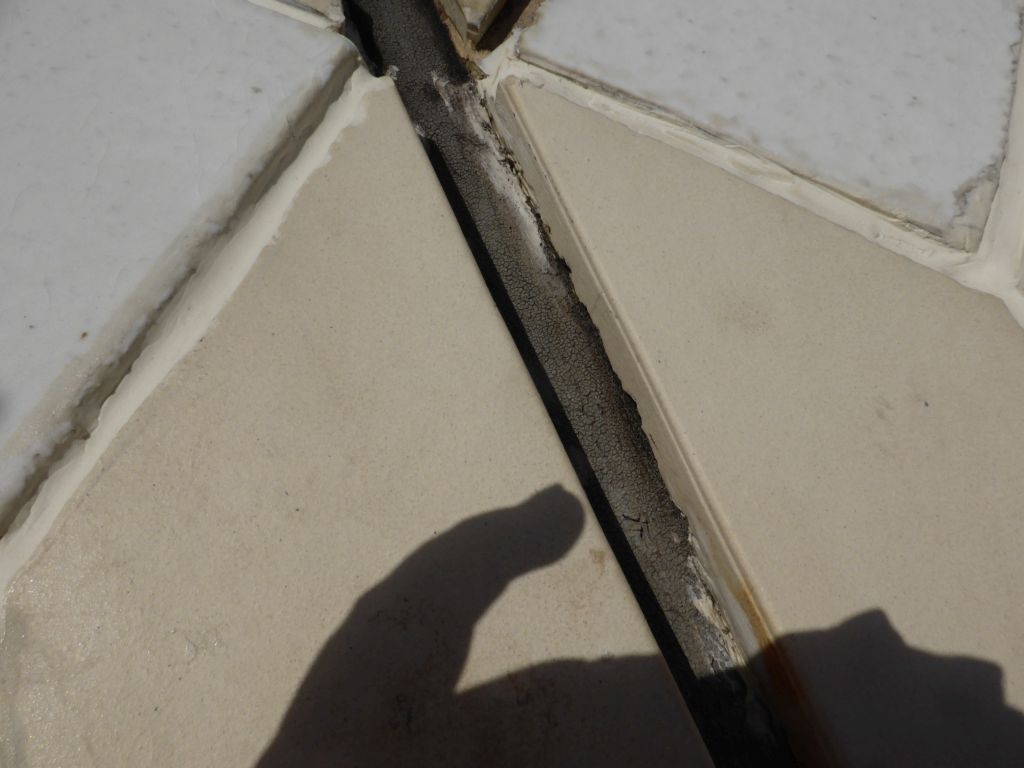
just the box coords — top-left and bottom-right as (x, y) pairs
(246, 0), (339, 30)
(480, 51), (1024, 330)
(489, 77), (774, 661)
(339, 1), (796, 762)
(953, 46), (1024, 325)
(482, 57), (970, 271)
(0, 49), (361, 538)
(489, 76), (821, 758)
(0, 70), (387, 602)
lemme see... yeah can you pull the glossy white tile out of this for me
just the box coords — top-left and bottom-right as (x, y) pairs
(0, 0), (355, 515)
(520, 0), (1022, 249)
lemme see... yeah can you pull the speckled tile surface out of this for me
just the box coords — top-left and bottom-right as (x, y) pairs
(495, 79), (1024, 765)
(0, 78), (710, 768)
(519, 0), (1022, 250)
(0, 0), (355, 518)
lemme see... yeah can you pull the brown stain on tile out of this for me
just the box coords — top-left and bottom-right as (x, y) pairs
(717, 561), (837, 767)
(715, 297), (775, 336)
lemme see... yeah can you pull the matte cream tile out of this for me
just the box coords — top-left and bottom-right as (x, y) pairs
(0, 0), (356, 521)
(440, 0), (507, 41)
(518, 0), (1021, 250)
(0, 77), (709, 767)
(495, 78), (1024, 765)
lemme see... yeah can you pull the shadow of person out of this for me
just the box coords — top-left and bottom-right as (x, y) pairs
(254, 485), (707, 767)
(746, 610), (1024, 767)
(255, 484), (1024, 767)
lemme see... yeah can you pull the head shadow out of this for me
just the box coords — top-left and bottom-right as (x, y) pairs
(254, 485), (1024, 767)
(254, 484), (706, 767)
(740, 609), (1024, 767)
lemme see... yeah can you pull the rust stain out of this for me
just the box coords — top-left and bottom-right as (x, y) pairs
(719, 564), (839, 767)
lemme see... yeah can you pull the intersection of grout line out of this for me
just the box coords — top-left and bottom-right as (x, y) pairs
(0, 0), (356, 531)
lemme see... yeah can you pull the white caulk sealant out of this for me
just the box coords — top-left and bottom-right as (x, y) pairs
(481, 38), (1024, 331)
(0, 70), (389, 610)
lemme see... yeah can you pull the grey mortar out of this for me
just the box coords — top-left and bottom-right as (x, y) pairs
(340, 1), (794, 764)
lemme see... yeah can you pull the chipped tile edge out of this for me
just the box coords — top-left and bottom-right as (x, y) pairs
(490, 74), (829, 761)
(490, 75), (776, 662)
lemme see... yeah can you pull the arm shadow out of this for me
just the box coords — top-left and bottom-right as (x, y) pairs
(254, 485), (705, 767)
(254, 484), (1024, 767)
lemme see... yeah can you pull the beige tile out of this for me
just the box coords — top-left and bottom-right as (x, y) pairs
(439, 0), (507, 41)
(516, 0), (1022, 250)
(0, 78), (708, 767)
(292, 0), (343, 22)
(0, 0), (356, 524)
(494, 78), (1024, 765)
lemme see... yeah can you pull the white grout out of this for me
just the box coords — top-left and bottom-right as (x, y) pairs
(481, 46), (1024, 330)
(246, 0), (339, 30)
(0, 69), (388, 609)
